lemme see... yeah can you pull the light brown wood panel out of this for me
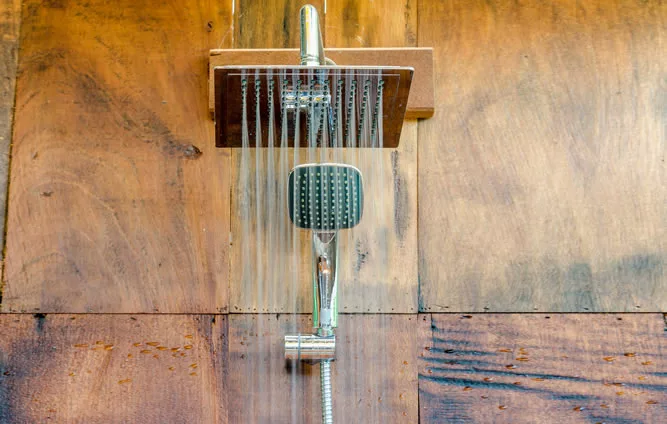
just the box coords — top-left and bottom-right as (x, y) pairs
(0, 0), (20, 288)
(228, 0), (419, 314)
(419, 313), (667, 423)
(326, 0), (419, 314)
(324, 0), (417, 48)
(0, 314), (227, 423)
(418, 0), (667, 312)
(229, 127), (418, 314)
(3, 0), (233, 313)
(228, 314), (419, 423)
(234, 0), (326, 49)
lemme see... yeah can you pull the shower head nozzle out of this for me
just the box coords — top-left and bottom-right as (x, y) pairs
(213, 66), (413, 148)
(288, 163), (364, 232)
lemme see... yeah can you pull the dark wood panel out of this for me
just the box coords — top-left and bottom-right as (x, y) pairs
(228, 314), (419, 423)
(0, 0), (20, 287)
(418, 0), (667, 312)
(3, 0), (233, 313)
(419, 314), (667, 423)
(0, 314), (227, 423)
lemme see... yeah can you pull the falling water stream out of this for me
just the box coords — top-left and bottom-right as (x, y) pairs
(237, 68), (391, 422)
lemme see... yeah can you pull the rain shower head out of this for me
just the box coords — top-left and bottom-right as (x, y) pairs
(288, 163), (364, 232)
(213, 5), (414, 149)
(214, 66), (413, 148)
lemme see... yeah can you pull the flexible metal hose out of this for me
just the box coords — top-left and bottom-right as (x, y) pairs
(320, 360), (333, 424)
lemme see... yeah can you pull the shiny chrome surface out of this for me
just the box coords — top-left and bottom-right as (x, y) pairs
(300, 5), (325, 66)
(284, 333), (336, 361)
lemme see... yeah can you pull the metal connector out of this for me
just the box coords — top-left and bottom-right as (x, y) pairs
(284, 334), (336, 362)
(300, 5), (325, 66)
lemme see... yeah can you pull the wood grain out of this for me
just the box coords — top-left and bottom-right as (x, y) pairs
(0, 0), (21, 292)
(418, 0), (667, 312)
(228, 314), (419, 423)
(234, 0), (325, 49)
(0, 314), (227, 423)
(326, 0), (419, 314)
(419, 313), (667, 423)
(208, 48), (434, 119)
(228, 0), (419, 314)
(3, 0), (233, 313)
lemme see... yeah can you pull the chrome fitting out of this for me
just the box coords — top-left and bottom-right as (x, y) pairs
(284, 333), (336, 362)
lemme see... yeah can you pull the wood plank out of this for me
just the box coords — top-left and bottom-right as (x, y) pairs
(419, 314), (667, 423)
(3, 0), (233, 313)
(234, 0), (325, 49)
(228, 314), (419, 423)
(0, 0), (21, 292)
(418, 0), (667, 312)
(326, 0), (419, 314)
(0, 314), (227, 423)
(208, 48), (435, 119)
(228, 0), (419, 314)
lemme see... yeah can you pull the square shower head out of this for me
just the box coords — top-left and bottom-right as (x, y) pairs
(288, 163), (364, 232)
(214, 65), (413, 148)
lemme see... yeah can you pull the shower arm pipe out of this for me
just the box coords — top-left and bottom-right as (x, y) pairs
(300, 5), (336, 67)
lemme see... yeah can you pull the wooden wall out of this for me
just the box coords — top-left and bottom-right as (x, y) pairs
(0, 0), (664, 423)
(419, 0), (666, 312)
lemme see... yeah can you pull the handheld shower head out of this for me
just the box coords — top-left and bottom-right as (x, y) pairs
(288, 163), (364, 232)
(287, 163), (364, 335)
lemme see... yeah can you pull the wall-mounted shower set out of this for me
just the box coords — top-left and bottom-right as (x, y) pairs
(212, 5), (422, 423)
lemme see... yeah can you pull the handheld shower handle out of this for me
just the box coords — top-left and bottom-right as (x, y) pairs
(300, 5), (325, 66)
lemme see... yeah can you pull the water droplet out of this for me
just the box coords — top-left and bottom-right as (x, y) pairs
(483, 377), (493, 382)
(505, 364), (516, 369)
(140, 350), (151, 354)
(515, 357), (529, 362)
(184, 345), (193, 350)
(146, 342), (159, 347)
(118, 379), (132, 384)
(73, 344), (88, 348)
(646, 400), (658, 405)
(498, 349), (512, 353)
(603, 357), (615, 362)
(498, 405), (507, 410)
(641, 361), (653, 365)
(623, 352), (636, 357)
(573, 406), (584, 411)
(463, 386), (472, 392)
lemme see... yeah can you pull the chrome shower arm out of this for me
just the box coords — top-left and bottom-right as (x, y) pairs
(300, 5), (326, 66)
